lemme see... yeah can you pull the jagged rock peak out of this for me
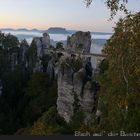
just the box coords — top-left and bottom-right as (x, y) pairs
(32, 32), (50, 49)
(30, 33), (50, 72)
(67, 31), (91, 53)
(43, 32), (50, 37)
(42, 32), (51, 48)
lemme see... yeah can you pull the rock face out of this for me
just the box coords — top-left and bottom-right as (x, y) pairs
(57, 31), (95, 123)
(80, 81), (95, 123)
(32, 33), (50, 72)
(47, 58), (56, 81)
(19, 39), (29, 68)
(42, 33), (51, 48)
(57, 56), (75, 122)
(67, 31), (91, 53)
(33, 33), (50, 59)
(57, 31), (97, 123)
(74, 68), (96, 124)
(57, 58), (96, 123)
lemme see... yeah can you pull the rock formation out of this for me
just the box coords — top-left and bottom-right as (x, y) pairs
(19, 39), (29, 68)
(57, 31), (97, 123)
(33, 33), (50, 59)
(42, 33), (51, 48)
(47, 57), (56, 81)
(57, 56), (96, 123)
(67, 31), (91, 53)
(32, 32), (51, 72)
(57, 56), (75, 122)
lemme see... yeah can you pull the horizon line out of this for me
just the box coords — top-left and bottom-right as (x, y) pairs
(0, 27), (113, 33)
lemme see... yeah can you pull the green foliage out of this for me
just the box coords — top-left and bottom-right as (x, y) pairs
(106, 0), (129, 19)
(85, 0), (129, 19)
(69, 111), (85, 132)
(41, 54), (52, 72)
(0, 32), (59, 135)
(0, 32), (20, 73)
(23, 72), (57, 126)
(27, 72), (49, 97)
(0, 32), (59, 134)
(56, 42), (64, 50)
(72, 57), (83, 72)
(31, 107), (67, 135)
(0, 68), (29, 134)
(3, 33), (19, 49)
(99, 59), (109, 74)
(104, 13), (140, 95)
(61, 56), (83, 72)
(92, 12), (140, 133)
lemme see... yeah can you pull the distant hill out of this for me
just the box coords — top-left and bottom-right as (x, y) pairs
(0, 28), (42, 32)
(46, 27), (69, 34)
(92, 32), (113, 35)
(0, 28), (14, 31)
(0, 28), (113, 36)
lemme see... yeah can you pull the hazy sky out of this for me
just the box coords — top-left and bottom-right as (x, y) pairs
(0, 0), (140, 32)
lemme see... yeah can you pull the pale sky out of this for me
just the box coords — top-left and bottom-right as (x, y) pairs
(0, 0), (140, 32)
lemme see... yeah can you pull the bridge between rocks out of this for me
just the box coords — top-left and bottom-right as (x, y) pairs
(44, 48), (106, 58)
(44, 48), (106, 69)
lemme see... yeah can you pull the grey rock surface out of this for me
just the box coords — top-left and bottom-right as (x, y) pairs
(67, 31), (91, 53)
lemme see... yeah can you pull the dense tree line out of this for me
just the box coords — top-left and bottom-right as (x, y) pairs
(0, 32), (57, 134)
(95, 12), (140, 133)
